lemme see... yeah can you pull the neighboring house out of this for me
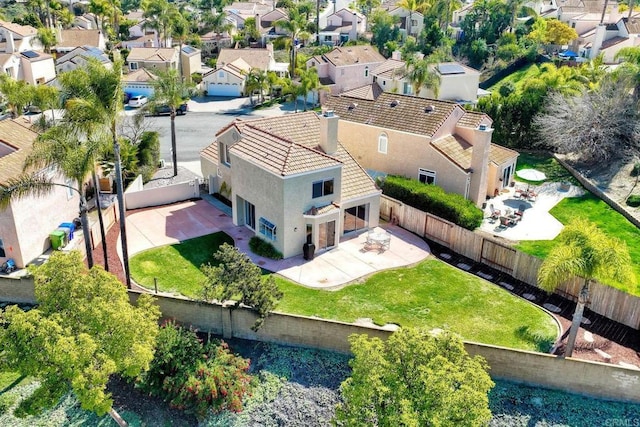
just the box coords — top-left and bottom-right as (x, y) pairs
(572, 12), (640, 61)
(306, 45), (386, 94)
(123, 10), (163, 48)
(18, 50), (56, 84)
(318, 8), (365, 46)
(0, 53), (21, 79)
(55, 45), (112, 74)
(324, 92), (519, 206)
(180, 45), (202, 83)
(127, 47), (179, 72)
(74, 14), (98, 30)
(372, 54), (482, 103)
(256, 8), (289, 44)
(200, 111), (381, 258)
(202, 44), (287, 96)
(200, 30), (234, 56)
(0, 21), (41, 53)
(53, 29), (106, 54)
(0, 118), (80, 269)
(381, 0), (424, 38)
(223, 0), (274, 30)
(122, 68), (157, 98)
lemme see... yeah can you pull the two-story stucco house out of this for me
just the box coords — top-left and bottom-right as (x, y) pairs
(55, 45), (112, 74)
(318, 9), (365, 46)
(127, 47), (179, 72)
(0, 118), (80, 268)
(200, 112), (381, 258)
(324, 92), (519, 206)
(306, 45), (386, 95)
(0, 21), (41, 53)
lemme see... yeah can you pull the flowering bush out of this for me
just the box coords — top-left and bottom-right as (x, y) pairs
(136, 321), (253, 419)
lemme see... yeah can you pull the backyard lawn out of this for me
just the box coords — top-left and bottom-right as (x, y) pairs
(513, 153), (640, 295)
(130, 235), (558, 352)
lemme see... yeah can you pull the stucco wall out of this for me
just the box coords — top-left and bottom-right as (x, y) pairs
(125, 179), (200, 210)
(330, 63), (381, 93)
(22, 58), (56, 84)
(3, 280), (640, 404)
(437, 72), (480, 103)
(337, 120), (469, 196)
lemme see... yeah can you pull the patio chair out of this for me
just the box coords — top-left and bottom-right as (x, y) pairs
(515, 204), (525, 219)
(489, 204), (501, 221)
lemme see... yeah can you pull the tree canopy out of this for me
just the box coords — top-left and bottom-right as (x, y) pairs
(0, 251), (160, 423)
(335, 328), (494, 426)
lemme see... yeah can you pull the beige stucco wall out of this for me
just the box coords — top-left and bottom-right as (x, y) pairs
(0, 183), (78, 268)
(329, 62), (382, 93)
(338, 121), (469, 196)
(21, 58), (56, 84)
(433, 72), (480, 103)
(181, 52), (201, 82)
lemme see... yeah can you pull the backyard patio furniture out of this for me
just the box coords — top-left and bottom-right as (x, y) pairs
(364, 229), (391, 252)
(489, 204), (501, 222)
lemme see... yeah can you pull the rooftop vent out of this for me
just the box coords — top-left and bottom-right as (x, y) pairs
(324, 110), (335, 117)
(390, 99), (400, 107)
(425, 105), (435, 113)
(348, 102), (358, 110)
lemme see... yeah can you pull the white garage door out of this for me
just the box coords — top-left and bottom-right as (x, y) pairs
(207, 82), (242, 97)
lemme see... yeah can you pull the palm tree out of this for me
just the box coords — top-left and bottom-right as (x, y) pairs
(298, 66), (321, 110)
(60, 58), (133, 287)
(402, 56), (441, 98)
(36, 27), (57, 54)
(276, 7), (310, 78)
(614, 46), (640, 98)
(30, 84), (61, 131)
(149, 68), (194, 177)
(142, 0), (180, 47)
(506, 0), (537, 32)
(538, 219), (635, 357)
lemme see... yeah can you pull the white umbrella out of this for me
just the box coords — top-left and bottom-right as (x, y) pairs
(516, 169), (547, 181)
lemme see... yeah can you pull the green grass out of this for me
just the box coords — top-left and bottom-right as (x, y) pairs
(514, 152), (578, 185)
(130, 232), (234, 297)
(274, 259), (557, 352)
(516, 193), (640, 295)
(133, 236), (558, 351)
(488, 63), (539, 92)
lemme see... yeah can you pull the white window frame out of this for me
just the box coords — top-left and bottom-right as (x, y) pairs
(378, 133), (388, 154)
(418, 168), (436, 185)
(259, 217), (277, 241)
(312, 178), (334, 199)
(219, 141), (231, 166)
(129, 62), (138, 70)
(244, 200), (255, 230)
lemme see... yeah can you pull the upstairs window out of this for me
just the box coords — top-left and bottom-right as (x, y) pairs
(219, 142), (231, 166)
(312, 178), (334, 198)
(364, 66), (369, 77)
(129, 62), (138, 70)
(378, 133), (388, 154)
(418, 168), (436, 185)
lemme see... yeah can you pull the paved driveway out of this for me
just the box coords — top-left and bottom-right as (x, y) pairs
(122, 199), (431, 289)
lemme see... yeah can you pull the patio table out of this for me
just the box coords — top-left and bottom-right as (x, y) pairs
(365, 231), (391, 251)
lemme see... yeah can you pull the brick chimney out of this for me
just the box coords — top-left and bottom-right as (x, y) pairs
(468, 124), (493, 207)
(319, 110), (339, 155)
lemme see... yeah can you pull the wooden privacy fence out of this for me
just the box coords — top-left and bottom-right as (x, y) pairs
(380, 195), (640, 329)
(89, 201), (119, 249)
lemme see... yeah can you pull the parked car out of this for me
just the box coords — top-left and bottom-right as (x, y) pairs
(153, 103), (188, 116)
(128, 95), (148, 108)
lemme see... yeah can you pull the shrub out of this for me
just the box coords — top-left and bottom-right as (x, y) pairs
(136, 321), (253, 419)
(631, 162), (640, 177)
(626, 195), (640, 207)
(378, 175), (483, 230)
(249, 236), (283, 260)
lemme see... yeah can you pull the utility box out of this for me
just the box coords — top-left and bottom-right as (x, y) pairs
(50, 230), (67, 250)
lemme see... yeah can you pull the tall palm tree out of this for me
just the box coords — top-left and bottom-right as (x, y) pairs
(276, 7), (310, 78)
(402, 56), (441, 98)
(60, 58), (132, 287)
(149, 68), (194, 177)
(142, 0), (180, 47)
(538, 219), (635, 357)
(298, 66), (321, 110)
(36, 27), (57, 54)
(506, 0), (537, 32)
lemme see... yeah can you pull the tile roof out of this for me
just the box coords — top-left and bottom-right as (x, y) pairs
(0, 20), (37, 37)
(58, 29), (101, 48)
(325, 92), (462, 137)
(215, 112), (379, 200)
(218, 47), (272, 71)
(372, 58), (406, 78)
(0, 119), (39, 186)
(0, 53), (13, 67)
(431, 135), (518, 171)
(127, 47), (178, 62)
(200, 139), (218, 164)
(230, 125), (342, 176)
(123, 68), (157, 82)
(340, 83), (383, 100)
(458, 111), (491, 128)
(624, 16), (640, 33)
(601, 36), (628, 49)
(323, 45), (385, 67)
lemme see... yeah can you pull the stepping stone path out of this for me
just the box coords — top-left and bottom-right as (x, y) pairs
(522, 293), (537, 301)
(583, 331), (594, 343)
(477, 272), (494, 280)
(595, 348), (612, 362)
(543, 303), (562, 313)
(499, 281), (514, 291)
(457, 262), (471, 271)
(440, 253), (452, 259)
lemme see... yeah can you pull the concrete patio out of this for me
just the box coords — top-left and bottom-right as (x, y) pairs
(122, 199), (431, 290)
(479, 182), (585, 241)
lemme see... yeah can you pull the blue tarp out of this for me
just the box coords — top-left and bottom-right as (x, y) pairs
(559, 50), (578, 58)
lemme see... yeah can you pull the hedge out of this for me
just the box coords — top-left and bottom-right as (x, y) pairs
(379, 175), (483, 230)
